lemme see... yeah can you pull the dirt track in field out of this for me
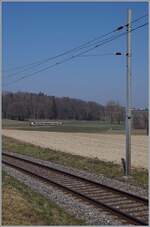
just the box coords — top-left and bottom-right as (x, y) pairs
(3, 129), (148, 169)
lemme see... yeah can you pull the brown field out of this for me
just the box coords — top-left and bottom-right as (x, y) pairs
(3, 129), (148, 169)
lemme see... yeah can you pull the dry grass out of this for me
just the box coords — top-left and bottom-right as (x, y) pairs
(2, 129), (148, 169)
(3, 136), (148, 188)
(2, 182), (45, 225)
(2, 172), (85, 225)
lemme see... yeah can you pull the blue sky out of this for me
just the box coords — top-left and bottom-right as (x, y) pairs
(2, 2), (148, 108)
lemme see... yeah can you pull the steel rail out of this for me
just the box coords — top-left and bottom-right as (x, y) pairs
(2, 152), (148, 225)
(3, 152), (148, 204)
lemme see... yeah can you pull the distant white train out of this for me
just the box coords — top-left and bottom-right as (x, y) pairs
(30, 121), (63, 126)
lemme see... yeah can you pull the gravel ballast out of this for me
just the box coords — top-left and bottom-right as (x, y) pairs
(4, 151), (148, 199)
(2, 152), (148, 225)
(3, 164), (124, 225)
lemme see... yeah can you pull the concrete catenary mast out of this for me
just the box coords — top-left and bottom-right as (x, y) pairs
(125, 9), (132, 176)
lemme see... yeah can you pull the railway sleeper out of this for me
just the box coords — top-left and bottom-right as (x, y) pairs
(101, 197), (128, 203)
(96, 194), (124, 200)
(114, 203), (145, 210)
(107, 199), (136, 206)
(121, 206), (148, 213)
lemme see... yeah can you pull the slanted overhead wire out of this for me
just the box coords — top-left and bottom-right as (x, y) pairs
(4, 20), (148, 87)
(4, 13), (148, 77)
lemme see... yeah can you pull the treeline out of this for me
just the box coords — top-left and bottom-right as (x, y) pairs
(2, 91), (148, 129)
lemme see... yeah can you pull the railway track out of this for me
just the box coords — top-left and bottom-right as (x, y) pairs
(2, 152), (149, 225)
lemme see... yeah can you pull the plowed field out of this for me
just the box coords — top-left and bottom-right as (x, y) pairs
(3, 129), (148, 169)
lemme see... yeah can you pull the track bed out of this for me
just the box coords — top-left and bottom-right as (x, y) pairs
(2, 152), (149, 225)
